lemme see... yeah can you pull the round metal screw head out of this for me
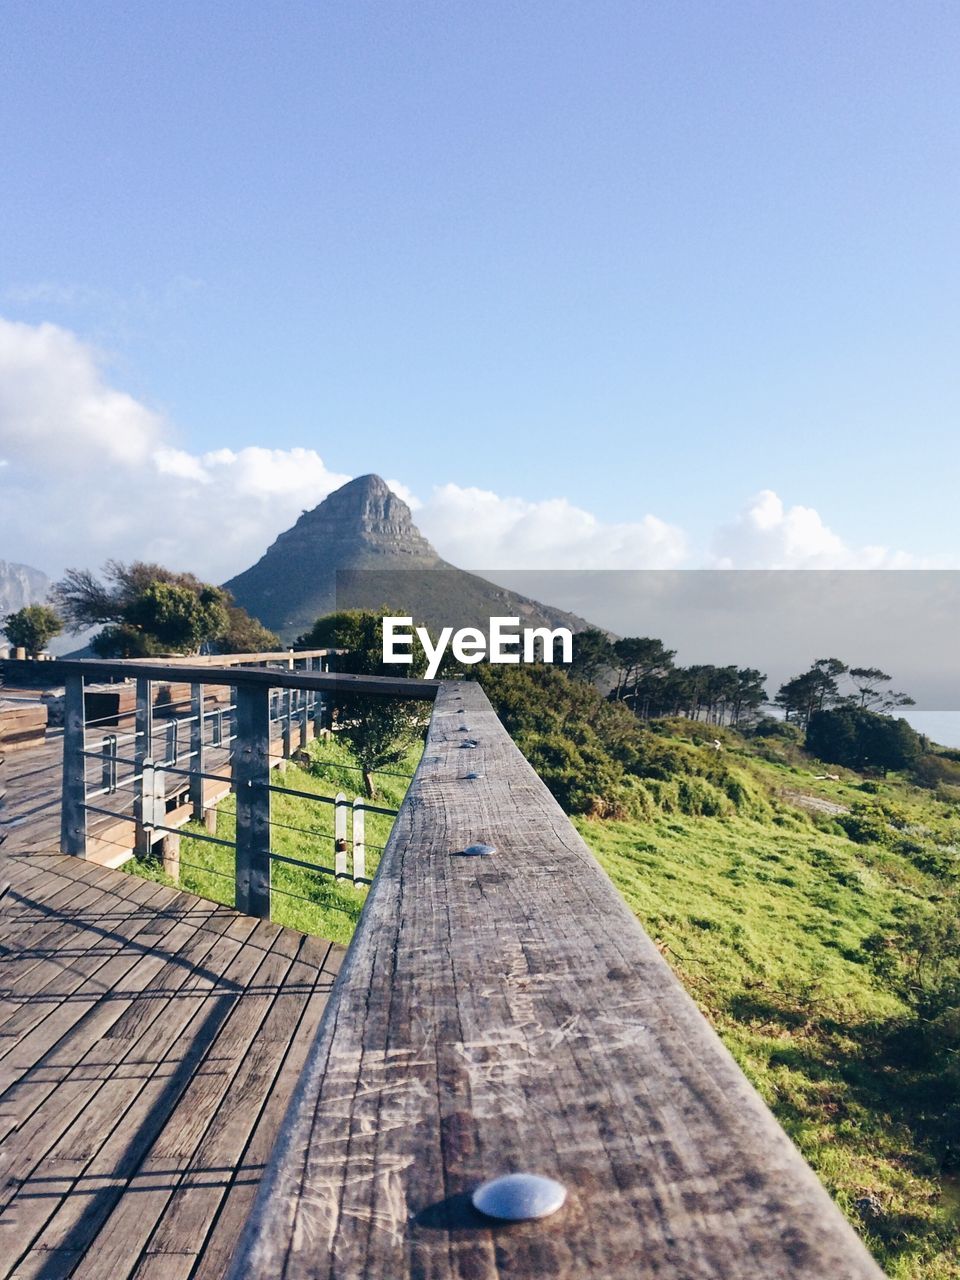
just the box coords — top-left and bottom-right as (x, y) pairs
(472, 1173), (567, 1221)
(461, 843), (496, 857)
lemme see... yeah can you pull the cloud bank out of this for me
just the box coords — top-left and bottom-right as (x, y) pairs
(0, 316), (930, 582)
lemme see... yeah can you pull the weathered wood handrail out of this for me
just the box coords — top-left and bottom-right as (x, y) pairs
(229, 679), (884, 1280)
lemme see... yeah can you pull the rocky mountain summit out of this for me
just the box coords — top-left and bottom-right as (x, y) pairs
(0, 560), (51, 617)
(224, 474), (588, 640)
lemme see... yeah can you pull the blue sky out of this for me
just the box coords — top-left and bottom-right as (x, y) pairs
(1, 1), (958, 578)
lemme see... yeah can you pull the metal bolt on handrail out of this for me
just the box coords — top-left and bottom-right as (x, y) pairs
(472, 1173), (567, 1221)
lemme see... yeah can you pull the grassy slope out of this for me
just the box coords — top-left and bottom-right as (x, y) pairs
(577, 732), (960, 1280)
(127, 736), (421, 944)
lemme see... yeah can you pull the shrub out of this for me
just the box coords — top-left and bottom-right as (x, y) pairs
(837, 803), (890, 846)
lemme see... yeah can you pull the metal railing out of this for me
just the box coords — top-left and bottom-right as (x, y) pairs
(56, 655), (439, 920)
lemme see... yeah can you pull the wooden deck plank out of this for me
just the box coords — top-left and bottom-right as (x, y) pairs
(142, 944), (336, 1259)
(7, 927), (289, 1277)
(54, 935), (307, 1280)
(188, 956), (339, 1280)
(0, 906), (245, 1219)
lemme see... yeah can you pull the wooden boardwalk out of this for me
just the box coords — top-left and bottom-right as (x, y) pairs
(0, 736), (345, 1280)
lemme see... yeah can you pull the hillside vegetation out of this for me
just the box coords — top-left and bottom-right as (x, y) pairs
(573, 724), (960, 1279)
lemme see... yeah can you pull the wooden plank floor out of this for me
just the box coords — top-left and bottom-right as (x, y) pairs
(0, 736), (345, 1280)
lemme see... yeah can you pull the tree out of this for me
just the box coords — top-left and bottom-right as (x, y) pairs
(732, 668), (768, 725)
(849, 666), (915, 713)
(212, 605), (280, 655)
(776, 657), (847, 726)
(301, 611), (429, 797)
(54, 561), (268, 657)
(569, 628), (617, 683)
(2, 604), (63, 656)
(612, 637), (675, 716)
(806, 706), (920, 775)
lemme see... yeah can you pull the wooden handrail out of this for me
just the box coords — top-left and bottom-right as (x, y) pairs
(228, 679), (884, 1280)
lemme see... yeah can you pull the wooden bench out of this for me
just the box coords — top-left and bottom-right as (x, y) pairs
(0, 700), (48, 752)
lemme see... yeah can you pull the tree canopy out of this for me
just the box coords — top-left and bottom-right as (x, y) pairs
(302, 611), (430, 796)
(1, 603), (63, 656)
(806, 706), (921, 775)
(54, 560), (275, 657)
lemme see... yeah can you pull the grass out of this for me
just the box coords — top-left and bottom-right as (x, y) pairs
(126, 735), (421, 944)
(576, 733), (960, 1280)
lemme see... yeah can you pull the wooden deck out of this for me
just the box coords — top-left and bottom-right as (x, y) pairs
(2, 667), (888, 1279)
(0, 736), (345, 1280)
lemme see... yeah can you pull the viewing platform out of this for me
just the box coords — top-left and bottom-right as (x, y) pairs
(0, 656), (884, 1279)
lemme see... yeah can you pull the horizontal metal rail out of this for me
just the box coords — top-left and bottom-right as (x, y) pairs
(51, 658), (440, 698)
(262, 780), (398, 816)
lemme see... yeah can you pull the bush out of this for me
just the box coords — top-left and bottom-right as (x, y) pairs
(676, 777), (732, 817)
(750, 715), (803, 741)
(913, 753), (960, 791)
(837, 802), (891, 847)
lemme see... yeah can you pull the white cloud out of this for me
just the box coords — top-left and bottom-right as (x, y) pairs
(0, 317), (163, 466)
(712, 489), (926, 569)
(0, 316), (936, 586)
(415, 483), (687, 569)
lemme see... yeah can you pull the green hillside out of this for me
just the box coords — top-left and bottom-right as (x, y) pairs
(575, 726), (960, 1280)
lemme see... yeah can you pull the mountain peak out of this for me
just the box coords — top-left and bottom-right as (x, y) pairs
(339, 472), (390, 497)
(222, 474), (444, 636)
(223, 471), (591, 642)
(289, 474), (428, 548)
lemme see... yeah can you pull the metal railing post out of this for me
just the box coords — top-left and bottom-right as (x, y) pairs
(190, 682), (204, 821)
(133, 676), (153, 855)
(60, 673), (87, 856)
(334, 792), (348, 878)
(234, 683), (271, 919)
(299, 688), (309, 749)
(352, 797), (365, 883)
(165, 719), (179, 767)
(282, 688), (293, 758)
(101, 734), (118, 795)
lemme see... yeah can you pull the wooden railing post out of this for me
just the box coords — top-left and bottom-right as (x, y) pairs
(60, 673), (87, 857)
(189, 682), (204, 821)
(352, 797), (365, 883)
(133, 676), (153, 855)
(234, 683), (271, 918)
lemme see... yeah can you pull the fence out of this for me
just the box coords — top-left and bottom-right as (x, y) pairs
(56, 655), (437, 920)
